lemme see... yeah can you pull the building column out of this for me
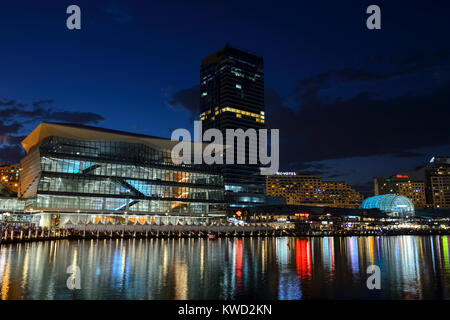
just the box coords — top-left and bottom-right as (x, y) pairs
(40, 213), (52, 228)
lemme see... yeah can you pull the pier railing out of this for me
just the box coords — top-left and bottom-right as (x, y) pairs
(66, 222), (275, 233)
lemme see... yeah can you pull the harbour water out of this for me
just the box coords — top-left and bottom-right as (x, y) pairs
(0, 236), (449, 300)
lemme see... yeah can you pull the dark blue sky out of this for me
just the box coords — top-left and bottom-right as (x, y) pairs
(1, 0), (450, 194)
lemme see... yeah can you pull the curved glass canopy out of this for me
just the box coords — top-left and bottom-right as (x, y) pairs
(360, 194), (414, 217)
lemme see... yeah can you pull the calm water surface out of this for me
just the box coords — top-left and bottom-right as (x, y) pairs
(0, 236), (449, 300)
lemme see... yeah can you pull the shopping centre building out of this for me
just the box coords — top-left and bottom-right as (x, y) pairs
(2, 122), (226, 227)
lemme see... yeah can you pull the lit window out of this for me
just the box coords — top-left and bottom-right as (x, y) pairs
(236, 84), (242, 89)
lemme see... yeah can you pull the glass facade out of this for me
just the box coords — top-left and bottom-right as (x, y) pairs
(19, 124), (226, 226)
(0, 197), (25, 212)
(360, 194), (414, 217)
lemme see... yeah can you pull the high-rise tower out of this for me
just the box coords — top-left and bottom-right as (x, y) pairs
(200, 45), (266, 211)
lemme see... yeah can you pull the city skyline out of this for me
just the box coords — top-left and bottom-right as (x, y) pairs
(1, 2), (450, 306)
(1, 1), (450, 196)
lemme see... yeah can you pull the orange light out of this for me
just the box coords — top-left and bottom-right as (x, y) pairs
(295, 213), (309, 218)
(235, 210), (242, 217)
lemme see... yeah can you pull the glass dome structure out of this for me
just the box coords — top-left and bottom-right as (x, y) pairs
(360, 194), (414, 217)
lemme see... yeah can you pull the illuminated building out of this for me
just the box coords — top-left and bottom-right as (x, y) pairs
(266, 172), (364, 208)
(383, 157), (450, 209)
(374, 174), (426, 209)
(0, 164), (21, 193)
(17, 122), (225, 227)
(360, 194), (414, 217)
(425, 157), (450, 208)
(200, 45), (265, 210)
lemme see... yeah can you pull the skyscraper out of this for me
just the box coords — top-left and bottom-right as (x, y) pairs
(200, 45), (266, 211)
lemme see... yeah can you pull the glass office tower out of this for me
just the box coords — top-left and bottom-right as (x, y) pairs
(19, 122), (225, 227)
(200, 45), (266, 211)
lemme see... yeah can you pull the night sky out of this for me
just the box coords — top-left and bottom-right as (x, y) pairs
(1, 0), (450, 195)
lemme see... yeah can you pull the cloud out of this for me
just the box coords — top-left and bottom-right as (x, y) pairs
(261, 49), (450, 171)
(291, 48), (450, 106)
(32, 99), (54, 107)
(0, 98), (106, 164)
(166, 85), (200, 120)
(0, 100), (16, 106)
(269, 84), (450, 167)
(0, 98), (106, 125)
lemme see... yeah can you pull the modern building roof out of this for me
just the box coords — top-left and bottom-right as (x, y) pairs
(21, 122), (213, 154)
(201, 44), (263, 66)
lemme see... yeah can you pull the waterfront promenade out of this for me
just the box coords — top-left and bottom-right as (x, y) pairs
(1, 223), (449, 244)
(0, 223), (280, 244)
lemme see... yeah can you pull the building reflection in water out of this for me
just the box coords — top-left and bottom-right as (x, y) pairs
(0, 236), (449, 300)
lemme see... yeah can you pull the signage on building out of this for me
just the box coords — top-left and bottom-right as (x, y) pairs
(276, 172), (296, 176)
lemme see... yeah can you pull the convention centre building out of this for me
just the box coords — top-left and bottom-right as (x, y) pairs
(12, 122), (226, 227)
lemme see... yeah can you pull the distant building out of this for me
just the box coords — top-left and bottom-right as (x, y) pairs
(266, 172), (364, 208)
(200, 45), (266, 211)
(425, 157), (450, 208)
(388, 157), (450, 209)
(360, 194), (414, 217)
(0, 164), (21, 193)
(374, 174), (426, 209)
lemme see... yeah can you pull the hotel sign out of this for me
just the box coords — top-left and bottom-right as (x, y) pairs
(276, 172), (296, 176)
